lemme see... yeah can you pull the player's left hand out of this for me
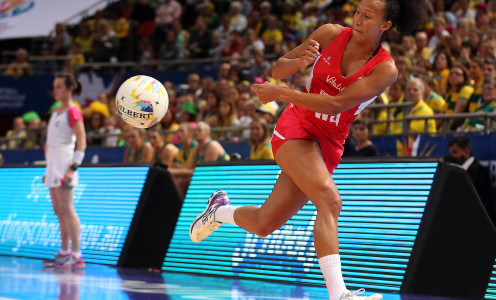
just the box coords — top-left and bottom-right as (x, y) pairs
(251, 81), (281, 104)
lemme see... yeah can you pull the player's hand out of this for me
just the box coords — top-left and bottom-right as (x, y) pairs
(251, 81), (281, 104)
(297, 39), (320, 68)
(64, 169), (74, 185)
(42, 175), (46, 183)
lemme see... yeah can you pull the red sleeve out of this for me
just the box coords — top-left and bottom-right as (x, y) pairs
(67, 106), (83, 129)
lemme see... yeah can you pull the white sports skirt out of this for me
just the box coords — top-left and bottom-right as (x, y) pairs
(44, 153), (78, 188)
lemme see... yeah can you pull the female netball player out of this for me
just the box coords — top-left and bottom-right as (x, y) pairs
(191, 0), (424, 299)
(43, 73), (86, 268)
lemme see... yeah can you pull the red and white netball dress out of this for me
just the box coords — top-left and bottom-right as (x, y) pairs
(272, 27), (393, 173)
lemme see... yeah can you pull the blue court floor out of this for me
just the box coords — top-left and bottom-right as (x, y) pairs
(0, 256), (465, 300)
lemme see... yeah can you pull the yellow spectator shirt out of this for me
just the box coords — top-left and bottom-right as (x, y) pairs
(445, 85), (474, 115)
(426, 91), (446, 114)
(262, 29), (283, 44)
(250, 143), (274, 160)
(410, 99), (437, 134)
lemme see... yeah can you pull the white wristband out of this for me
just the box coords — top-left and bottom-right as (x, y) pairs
(73, 151), (85, 165)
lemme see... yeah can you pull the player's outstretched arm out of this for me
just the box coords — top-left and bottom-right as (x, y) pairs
(252, 60), (398, 115)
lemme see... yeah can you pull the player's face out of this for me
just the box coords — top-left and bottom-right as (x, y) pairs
(352, 0), (389, 41)
(53, 78), (71, 101)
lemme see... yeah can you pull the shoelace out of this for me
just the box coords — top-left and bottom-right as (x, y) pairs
(343, 288), (366, 300)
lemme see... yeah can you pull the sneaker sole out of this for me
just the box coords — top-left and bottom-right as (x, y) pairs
(189, 191), (226, 243)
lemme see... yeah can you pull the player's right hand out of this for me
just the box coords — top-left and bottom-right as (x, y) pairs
(297, 39), (320, 68)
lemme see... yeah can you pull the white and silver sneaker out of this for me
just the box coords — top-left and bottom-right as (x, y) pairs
(190, 190), (231, 243)
(341, 289), (383, 300)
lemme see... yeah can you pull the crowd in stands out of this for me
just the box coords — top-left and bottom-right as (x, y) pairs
(2, 0), (496, 161)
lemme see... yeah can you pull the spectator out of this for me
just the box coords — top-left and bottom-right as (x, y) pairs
(36, 43), (58, 75)
(229, 1), (247, 33)
(249, 117), (274, 160)
(99, 115), (121, 147)
(418, 72), (446, 130)
(462, 76), (496, 131)
(179, 98), (198, 123)
(171, 19), (190, 59)
(483, 58), (496, 79)
(452, 0), (476, 24)
(192, 121), (230, 165)
(405, 78), (437, 134)
(89, 19), (119, 62)
(67, 43), (85, 73)
(221, 30), (243, 57)
(188, 16), (212, 59)
(248, 50), (271, 80)
(445, 136), (493, 222)
(467, 58), (485, 112)
(196, 89), (220, 123)
(432, 50), (452, 97)
(344, 119), (378, 157)
(158, 29), (184, 63)
(200, 2), (220, 30)
(428, 16), (451, 49)
(86, 112), (105, 146)
(0, 153), (3, 166)
(215, 14), (232, 42)
(187, 73), (202, 98)
(74, 22), (94, 57)
(148, 127), (179, 166)
(23, 111), (44, 149)
(5, 48), (32, 76)
(445, 64), (474, 130)
(239, 98), (258, 141)
(255, 103), (277, 124)
(50, 23), (71, 56)
(4, 117), (26, 149)
(85, 93), (110, 121)
(159, 108), (179, 144)
(262, 15), (283, 54)
(387, 80), (407, 134)
(415, 31), (434, 61)
(155, 0), (182, 29)
(242, 28), (265, 54)
(172, 122), (198, 169)
(209, 97), (240, 141)
(131, 0), (156, 29)
(457, 17), (475, 42)
(123, 127), (153, 163)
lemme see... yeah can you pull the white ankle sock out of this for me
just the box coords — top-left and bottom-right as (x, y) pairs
(59, 249), (70, 255)
(72, 251), (82, 258)
(319, 254), (347, 300)
(214, 205), (239, 225)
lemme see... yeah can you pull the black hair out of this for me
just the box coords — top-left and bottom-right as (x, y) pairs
(383, 0), (425, 35)
(56, 73), (82, 96)
(448, 136), (472, 154)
